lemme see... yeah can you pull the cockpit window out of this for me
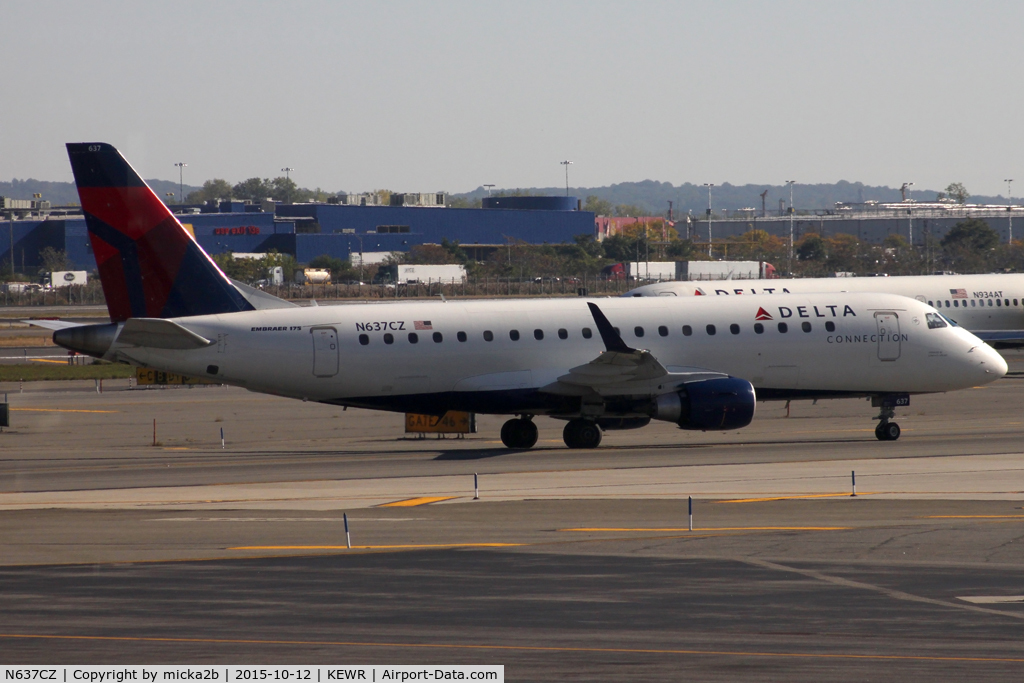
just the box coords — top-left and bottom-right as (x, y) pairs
(926, 312), (947, 329)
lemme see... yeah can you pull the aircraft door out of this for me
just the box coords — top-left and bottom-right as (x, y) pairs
(311, 327), (339, 377)
(875, 312), (901, 361)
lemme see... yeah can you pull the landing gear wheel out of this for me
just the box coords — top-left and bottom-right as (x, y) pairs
(562, 419), (603, 449)
(880, 422), (901, 441)
(500, 417), (538, 449)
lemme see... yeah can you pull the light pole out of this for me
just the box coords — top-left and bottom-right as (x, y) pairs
(560, 161), (573, 197)
(174, 163), (187, 210)
(483, 184), (495, 197)
(904, 182), (914, 245)
(703, 183), (714, 257)
(786, 180), (796, 267)
(281, 167), (295, 181)
(1006, 179), (1014, 243)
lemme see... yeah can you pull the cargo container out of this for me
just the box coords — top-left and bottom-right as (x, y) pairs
(384, 264), (467, 284)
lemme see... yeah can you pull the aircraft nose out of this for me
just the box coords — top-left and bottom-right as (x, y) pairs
(973, 343), (1008, 381)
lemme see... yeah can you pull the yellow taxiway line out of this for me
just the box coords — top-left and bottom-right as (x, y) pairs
(229, 543), (522, 550)
(560, 526), (850, 532)
(717, 493), (876, 503)
(12, 408), (119, 414)
(378, 496), (458, 507)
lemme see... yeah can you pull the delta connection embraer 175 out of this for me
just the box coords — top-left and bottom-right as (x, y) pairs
(625, 274), (1024, 346)
(39, 143), (1006, 448)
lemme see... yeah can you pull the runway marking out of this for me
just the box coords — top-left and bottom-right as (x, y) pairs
(11, 408), (119, 414)
(1, 632), (1023, 663)
(29, 358), (71, 364)
(717, 493), (878, 503)
(959, 595), (1024, 604)
(229, 543), (523, 550)
(378, 496), (458, 507)
(924, 515), (1024, 519)
(560, 526), (850, 532)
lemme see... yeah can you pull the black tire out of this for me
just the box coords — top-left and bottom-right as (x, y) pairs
(517, 419), (538, 449)
(562, 420), (581, 448)
(883, 422), (901, 441)
(502, 418), (537, 449)
(563, 419), (602, 449)
(576, 421), (602, 449)
(875, 424), (886, 441)
(500, 419), (518, 448)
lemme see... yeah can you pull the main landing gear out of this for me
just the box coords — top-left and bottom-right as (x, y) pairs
(562, 419), (602, 449)
(874, 405), (901, 441)
(500, 416), (538, 449)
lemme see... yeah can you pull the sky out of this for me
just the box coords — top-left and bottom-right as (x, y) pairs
(2, 0), (1023, 197)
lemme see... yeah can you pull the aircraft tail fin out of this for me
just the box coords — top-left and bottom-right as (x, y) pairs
(65, 142), (254, 322)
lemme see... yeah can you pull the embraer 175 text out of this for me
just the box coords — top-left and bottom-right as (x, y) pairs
(38, 143), (1007, 448)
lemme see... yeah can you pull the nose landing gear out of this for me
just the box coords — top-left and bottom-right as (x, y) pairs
(500, 416), (538, 449)
(874, 405), (901, 441)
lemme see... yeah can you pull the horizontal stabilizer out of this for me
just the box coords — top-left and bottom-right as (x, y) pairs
(231, 279), (299, 310)
(24, 319), (87, 331)
(116, 318), (213, 349)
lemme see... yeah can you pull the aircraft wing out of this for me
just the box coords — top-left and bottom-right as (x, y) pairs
(23, 319), (87, 331)
(540, 302), (727, 397)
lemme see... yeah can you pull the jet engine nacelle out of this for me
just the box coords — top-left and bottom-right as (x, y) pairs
(653, 377), (756, 431)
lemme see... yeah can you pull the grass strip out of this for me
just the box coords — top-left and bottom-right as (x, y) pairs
(0, 363), (135, 381)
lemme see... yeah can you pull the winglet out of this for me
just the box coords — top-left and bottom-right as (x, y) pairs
(587, 302), (634, 353)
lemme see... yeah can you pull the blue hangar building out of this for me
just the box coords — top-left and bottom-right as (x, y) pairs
(1, 196), (594, 271)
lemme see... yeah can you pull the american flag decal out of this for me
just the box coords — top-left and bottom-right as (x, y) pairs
(950, 288), (967, 299)
(414, 320), (432, 330)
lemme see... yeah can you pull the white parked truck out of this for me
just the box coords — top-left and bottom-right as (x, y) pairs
(677, 261), (775, 281)
(387, 264), (467, 284)
(44, 271), (88, 287)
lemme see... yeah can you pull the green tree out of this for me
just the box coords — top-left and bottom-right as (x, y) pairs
(942, 218), (999, 252)
(613, 203), (646, 217)
(583, 195), (614, 216)
(945, 182), (970, 204)
(796, 234), (826, 261)
(39, 247), (69, 272)
(308, 254), (351, 277)
(232, 177), (273, 201)
(186, 178), (233, 204)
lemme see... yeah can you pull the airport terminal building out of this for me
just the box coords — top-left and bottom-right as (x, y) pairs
(0, 196), (594, 272)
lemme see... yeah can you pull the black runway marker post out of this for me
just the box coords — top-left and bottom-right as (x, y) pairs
(688, 496), (693, 532)
(344, 513), (351, 549)
(851, 470), (857, 497)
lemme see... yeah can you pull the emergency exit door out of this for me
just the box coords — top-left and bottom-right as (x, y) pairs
(311, 327), (339, 377)
(875, 312), (901, 361)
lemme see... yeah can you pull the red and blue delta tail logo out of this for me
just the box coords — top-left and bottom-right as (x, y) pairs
(755, 307), (773, 321)
(66, 143), (254, 322)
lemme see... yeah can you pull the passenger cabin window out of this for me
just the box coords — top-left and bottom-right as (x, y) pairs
(384, 333), (394, 344)
(706, 324), (716, 336)
(510, 330), (520, 341)
(988, 299), (994, 307)
(682, 325), (693, 336)
(634, 326), (644, 337)
(926, 312), (947, 329)
(971, 300), (976, 307)
(825, 321), (835, 332)
(582, 327), (593, 339)
(457, 331), (467, 342)
(778, 322), (788, 333)
(658, 326), (668, 337)
(558, 328), (568, 339)
(534, 329), (544, 340)
(928, 300), (934, 306)
(358, 334), (369, 345)
(802, 321), (812, 332)
(730, 324), (740, 335)
(483, 330), (494, 342)
(997, 299), (1002, 307)
(754, 323), (764, 334)
(433, 332), (443, 343)
(945, 300), (951, 307)
(1016, 299), (1019, 306)
(408, 333), (419, 344)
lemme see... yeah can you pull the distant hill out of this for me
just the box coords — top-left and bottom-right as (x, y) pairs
(453, 181), (1010, 216)
(1, 178), (202, 205)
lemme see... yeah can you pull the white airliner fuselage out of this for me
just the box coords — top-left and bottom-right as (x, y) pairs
(83, 294), (1001, 412)
(625, 273), (1024, 338)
